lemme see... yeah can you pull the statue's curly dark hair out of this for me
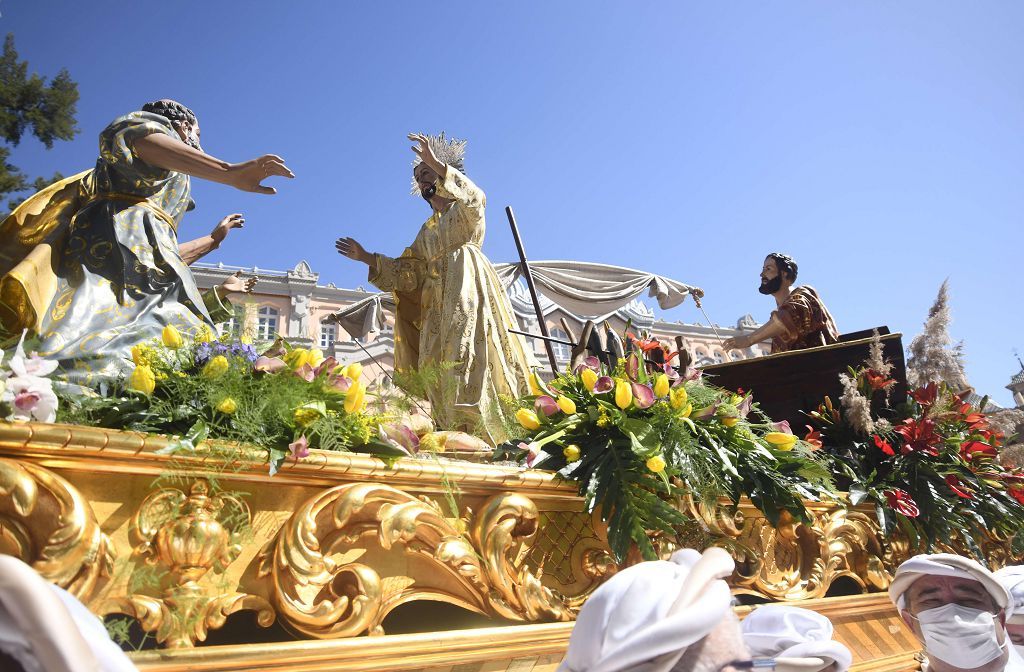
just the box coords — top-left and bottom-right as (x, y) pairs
(767, 252), (798, 281)
(141, 99), (197, 126)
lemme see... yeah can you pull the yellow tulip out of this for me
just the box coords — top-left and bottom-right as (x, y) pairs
(195, 325), (214, 344)
(528, 371), (543, 396)
(580, 368), (598, 392)
(284, 348), (311, 370)
(202, 355), (230, 379)
(309, 348), (325, 367)
(343, 362), (362, 381)
(764, 432), (797, 451)
(721, 417), (739, 427)
(556, 396), (577, 415)
(161, 324), (184, 349)
(615, 379), (632, 410)
(679, 402), (693, 418)
(129, 365), (156, 395)
(563, 444), (581, 461)
(670, 386), (688, 409)
(130, 345), (144, 366)
(216, 398), (237, 414)
(344, 382), (366, 414)
(653, 373), (670, 398)
(646, 455), (666, 473)
(294, 406), (321, 427)
(516, 408), (541, 431)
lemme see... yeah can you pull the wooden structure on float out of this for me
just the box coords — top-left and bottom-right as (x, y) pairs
(702, 330), (908, 431)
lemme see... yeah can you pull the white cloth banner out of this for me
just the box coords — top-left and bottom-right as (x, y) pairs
(493, 260), (695, 317)
(327, 260), (697, 339)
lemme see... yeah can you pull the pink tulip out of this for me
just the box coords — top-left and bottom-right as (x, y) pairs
(534, 395), (559, 417)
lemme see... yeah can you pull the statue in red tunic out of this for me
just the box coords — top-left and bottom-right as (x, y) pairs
(723, 253), (839, 354)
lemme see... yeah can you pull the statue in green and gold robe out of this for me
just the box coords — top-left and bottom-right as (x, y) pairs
(0, 100), (293, 385)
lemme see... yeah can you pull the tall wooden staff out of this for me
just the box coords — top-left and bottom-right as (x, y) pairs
(505, 206), (560, 376)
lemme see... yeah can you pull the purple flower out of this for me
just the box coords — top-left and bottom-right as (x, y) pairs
(631, 383), (655, 409)
(535, 395), (559, 417)
(593, 376), (614, 394)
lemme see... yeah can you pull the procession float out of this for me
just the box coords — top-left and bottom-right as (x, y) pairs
(1, 104), (1021, 672)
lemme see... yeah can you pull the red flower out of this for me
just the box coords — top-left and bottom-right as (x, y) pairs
(956, 402), (988, 430)
(627, 332), (663, 354)
(894, 418), (941, 456)
(960, 440), (997, 461)
(874, 434), (896, 456)
(1010, 486), (1024, 506)
(885, 489), (921, 518)
(864, 369), (896, 391)
(910, 383), (938, 407)
(804, 425), (823, 450)
(944, 474), (974, 499)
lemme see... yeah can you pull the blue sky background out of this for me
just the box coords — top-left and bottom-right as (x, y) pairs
(5, 2), (1023, 405)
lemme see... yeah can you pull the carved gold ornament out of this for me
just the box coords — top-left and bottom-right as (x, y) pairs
(260, 483), (572, 639)
(99, 480), (274, 648)
(0, 458), (114, 601)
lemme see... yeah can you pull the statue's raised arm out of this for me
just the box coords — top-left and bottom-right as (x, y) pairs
(0, 99), (291, 386)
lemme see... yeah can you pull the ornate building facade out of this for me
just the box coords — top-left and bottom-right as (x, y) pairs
(191, 260), (767, 384)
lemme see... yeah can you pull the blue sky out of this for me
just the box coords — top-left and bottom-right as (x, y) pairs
(6, 2), (1023, 405)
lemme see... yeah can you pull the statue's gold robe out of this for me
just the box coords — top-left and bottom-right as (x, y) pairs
(369, 167), (534, 443)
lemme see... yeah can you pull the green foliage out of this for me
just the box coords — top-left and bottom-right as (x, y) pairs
(810, 366), (1024, 558)
(56, 335), (388, 475)
(0, 33), (79, 209)
(500, 360), (836, 562)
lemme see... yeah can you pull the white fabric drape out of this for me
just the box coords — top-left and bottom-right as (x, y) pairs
(493, 260), (695, 316)
(327, 260), (697, 339)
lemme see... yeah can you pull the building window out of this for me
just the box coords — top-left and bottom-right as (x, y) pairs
(550, 328), (571, 362)
(320, 322), (337, 349)
(217, 305), (245, 339)
(257, 306), (279, 340)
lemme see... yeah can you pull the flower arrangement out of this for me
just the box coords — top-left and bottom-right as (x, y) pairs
(808, 337), (1024, 557)
(501, 343), (835, 562)
(0, 333), (60, 423)
(57, 326), (408, 474)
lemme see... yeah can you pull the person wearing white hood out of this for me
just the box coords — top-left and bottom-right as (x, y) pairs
(889, 553), (1024, 672)
(994, 565), (1024, 659)
(561, 547), (844, 672)
(741, 605), (853, 672)
(0, 555), (137, 672)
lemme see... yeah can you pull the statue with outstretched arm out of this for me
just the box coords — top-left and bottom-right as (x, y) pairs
(0, 99), (293, 385)
(336, 133), (535, 444)
(723, 253), (838, 355)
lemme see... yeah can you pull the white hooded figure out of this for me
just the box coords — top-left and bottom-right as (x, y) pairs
(995, 565), (1024, 660)
(741, 605), (853, 672)
(0, 555), (136, 672)
(889, 553), (1024, 672)
(558, 547), (750, 672)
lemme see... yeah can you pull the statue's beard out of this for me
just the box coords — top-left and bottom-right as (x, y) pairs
(759, 276), (782, 295)
(421, 184), (437, 203)
(186, 137), (203, 152)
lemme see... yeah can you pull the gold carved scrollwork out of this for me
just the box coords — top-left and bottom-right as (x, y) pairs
(0, 458), (114, 602)
(260, 483), (572, 639)
(685, 497), (895, 601)
(99, 480), (274, 648)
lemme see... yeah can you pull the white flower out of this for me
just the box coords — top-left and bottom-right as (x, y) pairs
(3, 375), (58, 423)
(8, 331), (58, 379)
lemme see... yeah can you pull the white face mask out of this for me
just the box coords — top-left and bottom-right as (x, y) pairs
(1014, 644), (1024, 659)
(914, 603), (1006, 669)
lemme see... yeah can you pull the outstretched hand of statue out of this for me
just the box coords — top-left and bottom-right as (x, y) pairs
(211, 213), (244, 244)
(722, 335), (749, 351)
(335, 237), (373, 266)
(225, 155), (294, 194)
(218, 271), (258, 295)
(408, 133), (444, 174)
